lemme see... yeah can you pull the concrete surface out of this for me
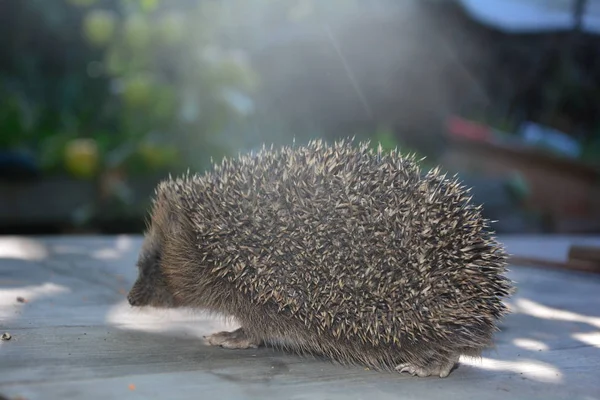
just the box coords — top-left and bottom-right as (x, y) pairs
(1, 235), (599, 400)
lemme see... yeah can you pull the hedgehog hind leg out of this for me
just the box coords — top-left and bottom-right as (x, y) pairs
(395, 353), (460, 378)
(203, 327), (262, 349)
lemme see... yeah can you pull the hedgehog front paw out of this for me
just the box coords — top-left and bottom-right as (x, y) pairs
(203, 327), (261, 349)
(395, 356), (458, 378)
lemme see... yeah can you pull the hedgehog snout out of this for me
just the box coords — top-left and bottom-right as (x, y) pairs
(127, 279), (148, 307)
(127, 289), (144, 307)
(127, 292), (139, 306)
(127, 274), (179, 308)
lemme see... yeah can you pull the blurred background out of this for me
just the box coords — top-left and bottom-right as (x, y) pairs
(0, 0), (599, 235)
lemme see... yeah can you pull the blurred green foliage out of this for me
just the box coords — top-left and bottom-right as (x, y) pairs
(0, 0), (258, 179)
(0, 0), (426, 184)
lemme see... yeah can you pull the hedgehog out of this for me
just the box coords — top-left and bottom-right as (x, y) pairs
(126, 138), (513, 378)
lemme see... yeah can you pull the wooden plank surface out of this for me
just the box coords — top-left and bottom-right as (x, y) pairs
(1, 235), (600, 400)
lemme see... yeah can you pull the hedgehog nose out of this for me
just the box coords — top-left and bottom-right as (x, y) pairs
(127, 293), (137, 306)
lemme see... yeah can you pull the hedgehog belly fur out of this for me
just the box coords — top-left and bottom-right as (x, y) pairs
(132, 138), (513, 378)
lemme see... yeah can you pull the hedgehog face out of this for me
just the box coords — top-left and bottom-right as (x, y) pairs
(127, 229), (177, 308)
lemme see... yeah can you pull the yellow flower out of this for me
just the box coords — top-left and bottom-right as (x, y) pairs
(64, 138), (100, 179)
(82, 9), (117, 46)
